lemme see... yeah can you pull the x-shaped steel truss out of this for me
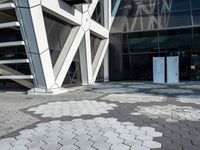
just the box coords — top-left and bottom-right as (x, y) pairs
(14, 0), (121, 94)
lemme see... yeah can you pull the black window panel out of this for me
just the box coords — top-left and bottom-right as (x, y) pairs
(91, 0), (104, 26)
(0, 28), (22, 42)
(193, 10), (200, 25)
(170, 0), (190, 12)
(0, 79), (31, 90)
(91, 34), (101, 61)
(166, 11), (192, 28)
(1, 63), (32, 75)
(124, 31), (158, 53)
(159, 28), (192, 49)
(0, 46), (27, 60)
(0, 9), (17, 23)
(191, 0), (200, 10)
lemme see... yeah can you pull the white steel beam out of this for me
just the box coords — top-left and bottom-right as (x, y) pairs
(0, 3), (15, 10)
(92, 39), (109, 81)
(0, 59), (29, 64)
(90, 20), (109, 38)
(54, 26), (85, 86)
(0, 22), (20, 29)
(0, 41), (24, 47)
(79, 30), (93, 85)
(0, 75), (33, 80)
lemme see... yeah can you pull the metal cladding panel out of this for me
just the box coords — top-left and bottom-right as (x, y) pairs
(63, 0), (92, 5)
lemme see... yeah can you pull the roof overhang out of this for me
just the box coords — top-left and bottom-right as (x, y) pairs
(63, 0), (92, 5)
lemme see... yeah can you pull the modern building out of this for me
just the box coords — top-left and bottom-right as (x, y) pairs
(0, 0), (121, 94)
(110, 0), (200, 82)
(0, 0), (199, 94)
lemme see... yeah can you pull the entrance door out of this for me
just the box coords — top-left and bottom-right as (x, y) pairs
(167, 56), (179, 83)
(153, 57), (165, 83)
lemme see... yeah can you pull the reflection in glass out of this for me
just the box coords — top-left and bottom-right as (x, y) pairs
(62, 50), (82, 87)
(43, 12), (72, 66)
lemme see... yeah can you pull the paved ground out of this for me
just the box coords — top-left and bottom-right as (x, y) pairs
(0, 82), (200, 150)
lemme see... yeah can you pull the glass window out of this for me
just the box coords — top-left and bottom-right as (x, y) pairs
(193, 10), (200, 25)
(191, 0), (200, 10)
(125, 32), (158, 53)
(62, 50), (82, 87)
(159, 28), (192, 50)
(43, 12), (72, 66)
(0, 9), (17, 23)
(166, 11), (192, 28)
(170, 0), (191, 12)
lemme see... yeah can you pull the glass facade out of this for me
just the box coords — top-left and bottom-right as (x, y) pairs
(110, 0), (200, 81)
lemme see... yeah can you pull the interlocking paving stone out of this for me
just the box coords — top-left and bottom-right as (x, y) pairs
(27, 100), (117, 118)
(131, 104), (200, 122)
(101, 94), (166, 103)
(0, 118), (162, 150)
(0, 82), (200, 150)
(177, 95), (200, 105)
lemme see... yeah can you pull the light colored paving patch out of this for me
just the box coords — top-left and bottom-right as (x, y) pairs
(131, 104), (200, 122)
(92, 88), (138, 94)
(151, 89), (194, 94)
(101, 94), (166, 103)
(128, 84), (168, 89)
(27, 100), (118, 118)
(177, 95), (200, 105)
(0, 118), (162, 150)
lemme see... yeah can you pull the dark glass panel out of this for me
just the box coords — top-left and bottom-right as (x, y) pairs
(96, 64), (104, 82)
(190, 51), (200, 80)
(193, 10), (200, 25)
(0, 46), (27, 60)
(159, 28), (192, 50)
(179, 50), (191, 80)
(0, 80), (30, 90)
(62, 50), (82, 87)
(125, 31), (158, 53)
(0, 28), (22, 42)
(91, 0), (104, 25)
(43, 12), (72, 66)
(91, 34), (101, 61)
(0, 63), (32, 75)
(109, 33), (123, 81)
(191, 0), (200, 10)
(111, 0), (117, 11)
(166, 11), (192, 28)
(0, 9), (17, 23)
(170, 0), (190, 12)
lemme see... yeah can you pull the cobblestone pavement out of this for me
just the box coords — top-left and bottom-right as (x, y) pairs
(0, 82), (200, 150)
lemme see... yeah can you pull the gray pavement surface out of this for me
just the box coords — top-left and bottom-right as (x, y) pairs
(0, 82), (200, 150)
